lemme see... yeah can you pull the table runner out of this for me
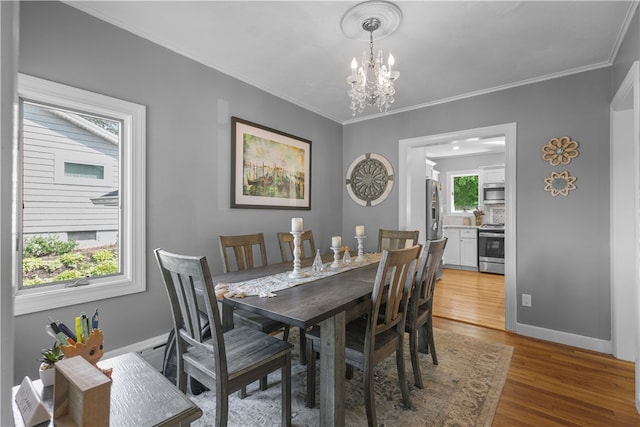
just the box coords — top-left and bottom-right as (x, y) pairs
(216, 253), (381, 298)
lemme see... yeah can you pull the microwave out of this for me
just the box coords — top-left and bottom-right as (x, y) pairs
(483, 183), (505, 204)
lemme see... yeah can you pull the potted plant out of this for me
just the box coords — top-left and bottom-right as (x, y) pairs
(39, 341), (64, 386)
(473, 208), (485, 226)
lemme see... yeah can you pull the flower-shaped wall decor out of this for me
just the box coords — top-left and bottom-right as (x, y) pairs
(544, 171), (577, 197)
(542, 136), (579, 165)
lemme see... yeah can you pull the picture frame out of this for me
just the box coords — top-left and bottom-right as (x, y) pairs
(231, 117), (311, 209)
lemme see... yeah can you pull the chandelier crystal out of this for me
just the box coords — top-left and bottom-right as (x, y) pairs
(346, 17), (400, 116)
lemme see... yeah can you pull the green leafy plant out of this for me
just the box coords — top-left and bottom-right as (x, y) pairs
(89, 260), (118, 276)
(40, 342), (64, 369)
(22, 257), (43, 273)
(60, 252), (84, 268)
(42, 259), (63, 273)
(24, 235), (78, 257)
(92, 249), (114, 262)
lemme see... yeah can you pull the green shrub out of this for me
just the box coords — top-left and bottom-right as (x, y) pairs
(60, 252), (85, 268)
(23, 257), (43, 273)
(23, 276), (45, 286)
(92, 249), (114, 262)
(23, 235), (78, 257)
(53, 270), (84, 281)
(42, 259), (63, 273)
(89, 260), (118, 276)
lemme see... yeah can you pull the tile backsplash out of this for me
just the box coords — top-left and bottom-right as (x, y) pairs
(443, 205), (505, 226)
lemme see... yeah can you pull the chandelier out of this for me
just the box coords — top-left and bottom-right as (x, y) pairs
(346, 17), (400, 116)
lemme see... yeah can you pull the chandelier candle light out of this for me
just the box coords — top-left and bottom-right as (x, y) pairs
(346, 17), (400, 116)
(289, 218), (305, 278)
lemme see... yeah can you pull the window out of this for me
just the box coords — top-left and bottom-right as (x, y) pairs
(15, 74), (146, 315)
(448, 170), (479, 214)
(64, 162), (104, 179)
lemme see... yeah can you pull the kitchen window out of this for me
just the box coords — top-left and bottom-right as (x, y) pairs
(14, 74), (146, 315)
(448, 170), (480, 214)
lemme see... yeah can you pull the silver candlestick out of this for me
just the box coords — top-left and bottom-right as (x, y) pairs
(289, 231), (305, 279)
(355, 235), (366, 262)
(330, 246), (341, 269)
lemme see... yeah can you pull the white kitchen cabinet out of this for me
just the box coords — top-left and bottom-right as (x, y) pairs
(443, 227), (477, 270)
(460, 229), (478, 268)
(483, 166), (505, 184)
(443, 228), (460, 265)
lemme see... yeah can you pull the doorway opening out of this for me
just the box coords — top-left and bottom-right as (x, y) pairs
(398, 123), (517, 331)
(610, 60), (640, 412)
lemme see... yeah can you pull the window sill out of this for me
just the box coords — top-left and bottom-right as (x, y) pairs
(14, 275), (145, 316)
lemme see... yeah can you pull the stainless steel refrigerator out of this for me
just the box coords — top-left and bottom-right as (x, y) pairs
(426, 178), (443, 240)
(426, 178), (444, 279)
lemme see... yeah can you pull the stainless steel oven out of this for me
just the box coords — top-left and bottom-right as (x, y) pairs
(478, 224), (504, 275)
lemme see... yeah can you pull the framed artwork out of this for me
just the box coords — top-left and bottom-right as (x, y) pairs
(231, 117), (311, 209)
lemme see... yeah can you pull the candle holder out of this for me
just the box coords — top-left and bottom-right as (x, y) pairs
(355, 235), (366, 262)
(330, 246), (342, 269)
(288, 231), (306, 279)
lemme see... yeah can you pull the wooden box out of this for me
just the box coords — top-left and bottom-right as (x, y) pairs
(53, 356), (111, 427)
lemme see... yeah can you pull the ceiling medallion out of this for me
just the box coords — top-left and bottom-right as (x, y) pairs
(346, 153), (394, 207)
(342, 1), (402, 116)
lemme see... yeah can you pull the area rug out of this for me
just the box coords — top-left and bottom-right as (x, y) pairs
(188, 328), (513, 426)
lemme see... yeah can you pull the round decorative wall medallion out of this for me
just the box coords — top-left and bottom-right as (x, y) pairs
(346, 153), (394, 207)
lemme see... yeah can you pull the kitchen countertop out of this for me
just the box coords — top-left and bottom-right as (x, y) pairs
(443, 225), (479, 229)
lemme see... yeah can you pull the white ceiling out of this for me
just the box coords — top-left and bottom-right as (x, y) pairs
(64, 1), (635, 125)
(424, 136), (505, 159)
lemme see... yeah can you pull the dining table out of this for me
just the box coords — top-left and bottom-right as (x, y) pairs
(214, 255), (380, 427)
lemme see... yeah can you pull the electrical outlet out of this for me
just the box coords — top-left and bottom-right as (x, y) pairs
(522, 293), (532, 307)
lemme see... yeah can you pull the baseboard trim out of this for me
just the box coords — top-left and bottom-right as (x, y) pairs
(103, 332), (169, 360)
(515, 322), (612, 355)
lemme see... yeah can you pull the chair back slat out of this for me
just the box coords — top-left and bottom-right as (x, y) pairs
(370, 245), (420, 336)
(277, 230), (317, 262)
(377, 229), (419, 252)
(219, 233), (268, 273)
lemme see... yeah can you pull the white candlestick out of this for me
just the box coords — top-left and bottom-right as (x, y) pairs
(356, 225), (365, 237)
(355, 235), (366, 262)
(291, 217), (303, 232)
(331, 236), (341, 248)
(330, 246), (341, 269)
(288, 231), (305, 279)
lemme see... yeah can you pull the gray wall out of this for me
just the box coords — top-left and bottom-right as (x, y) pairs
(16, 1), (343, 382)
(343, 68), (612, 340)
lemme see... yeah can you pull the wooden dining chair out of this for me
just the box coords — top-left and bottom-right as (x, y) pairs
(154, 248), (293, 427)
(406, 237), (447, 388)
(218, 233), (291, 394)
(277, 230), (317, 262)
(377, 228), (420, 252)
(305, 245), (421, 426)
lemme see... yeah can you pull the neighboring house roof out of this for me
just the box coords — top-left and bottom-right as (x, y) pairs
(50, 109), (119, 145)
(90, 190), (118, 206)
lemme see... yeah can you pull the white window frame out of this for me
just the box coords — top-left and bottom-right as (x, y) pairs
(447, 169), (481, 215)
(14, 74), (146, 315)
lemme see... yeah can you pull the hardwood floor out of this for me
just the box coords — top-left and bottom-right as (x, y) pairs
(434, 268), (505, 330)
(433, 269), (640, 425)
